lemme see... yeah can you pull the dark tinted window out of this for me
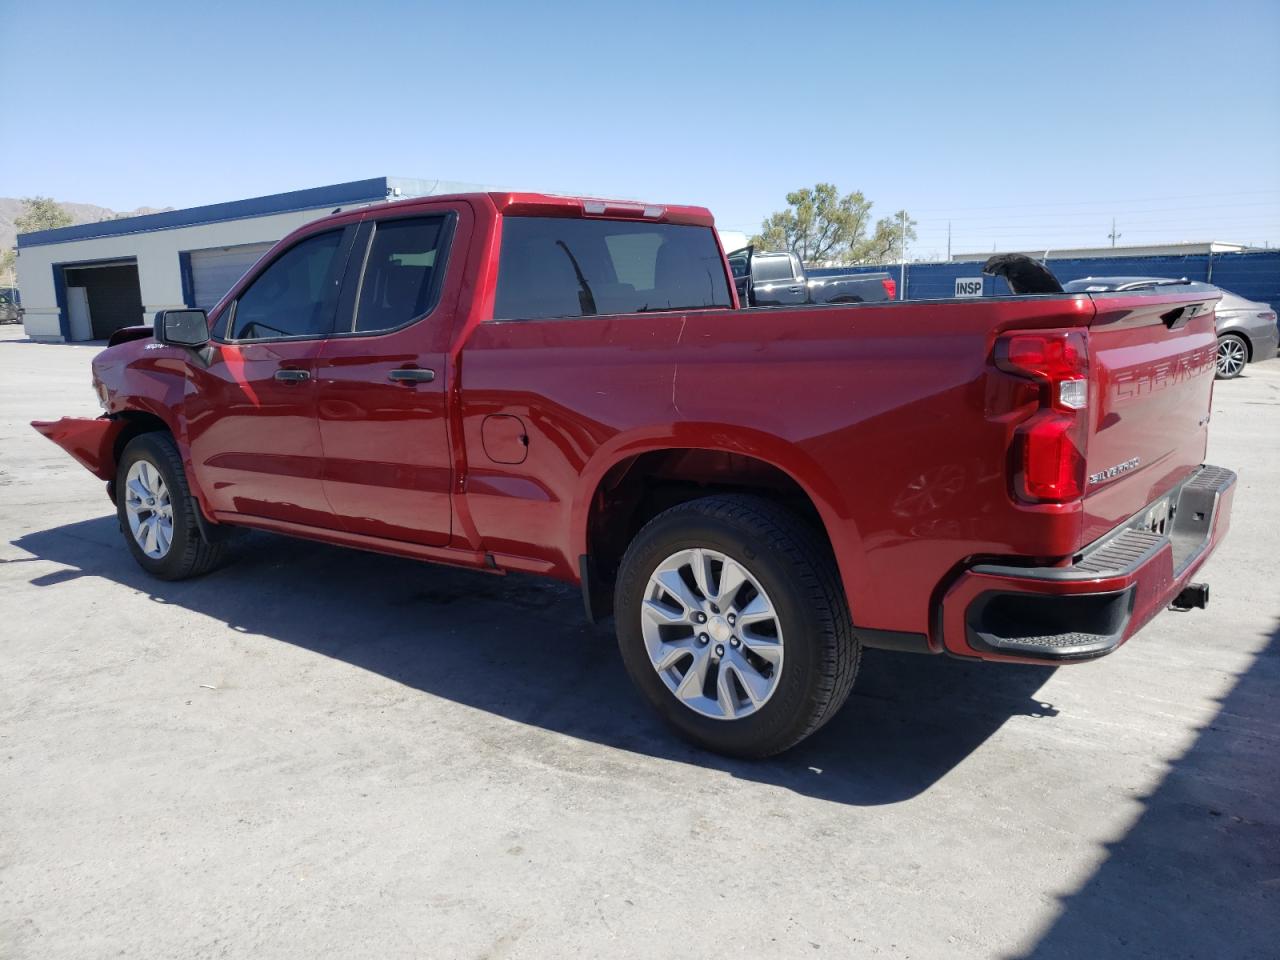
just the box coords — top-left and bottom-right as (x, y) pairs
(493, 217), (732, 320)
(353, 217), (448, 333)
(752, 255), (796, 283)
(726, 249), (750, 279)
(230, 231), (343, 340)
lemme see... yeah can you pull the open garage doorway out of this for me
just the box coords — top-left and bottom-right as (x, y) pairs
(60, 260), (143, 341)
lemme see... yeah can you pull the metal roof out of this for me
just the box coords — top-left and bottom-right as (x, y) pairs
(15, 177), (490, 248)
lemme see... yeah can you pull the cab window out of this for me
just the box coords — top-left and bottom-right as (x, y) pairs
(228, 230), (344, 341)
(493, 217), (732, 320)
(350, 217), (449, 334)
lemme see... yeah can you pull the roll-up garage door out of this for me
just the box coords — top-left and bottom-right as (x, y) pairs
(63, 262), (144, 340)
(187, 242), (274, 311)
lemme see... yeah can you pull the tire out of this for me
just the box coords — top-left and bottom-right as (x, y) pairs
(115, 432), (227, 580)
(614, 495), (860, 758)
(1215, 333), (1248, 380)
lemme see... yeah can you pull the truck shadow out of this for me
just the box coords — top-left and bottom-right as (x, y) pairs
(14, 516), (1059, 807)
(1011, 621), (1280, 959)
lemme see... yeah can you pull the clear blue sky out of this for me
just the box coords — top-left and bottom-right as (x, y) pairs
(2, 0), (1278, 257)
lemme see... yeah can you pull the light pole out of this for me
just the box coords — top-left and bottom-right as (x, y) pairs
(899, 210), (907, 299)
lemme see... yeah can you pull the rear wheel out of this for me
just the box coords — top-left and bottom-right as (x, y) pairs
(1215, 333), (1248, 379)
(116, 432), (228, 580)
(614, 495), (859, 758)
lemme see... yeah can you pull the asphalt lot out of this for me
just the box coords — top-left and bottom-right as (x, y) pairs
(2, 323), (1277, 960)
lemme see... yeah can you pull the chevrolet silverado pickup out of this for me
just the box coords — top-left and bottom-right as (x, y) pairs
(33, 192), (1235, 757)
(726, 245), (896, 306)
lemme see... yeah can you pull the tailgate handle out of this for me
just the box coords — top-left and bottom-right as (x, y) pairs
(1161, 303), (1202, 330)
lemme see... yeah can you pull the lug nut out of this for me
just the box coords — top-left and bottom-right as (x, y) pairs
(698, 633), (710, 645)
(715, 644), (725, 657)
(695, 611), (707, 624)
(730, 636), (740, 648)
(727, 613), (736, 626)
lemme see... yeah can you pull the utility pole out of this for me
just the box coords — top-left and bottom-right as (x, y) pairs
(1108, 217), (1121, 248)
(947, 221), (952, 261)
(899, 211), (907, 299)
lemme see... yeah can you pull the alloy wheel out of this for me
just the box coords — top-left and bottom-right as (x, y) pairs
(640, 547), (784, 720)
(124, 459), (174, 559)
(1217, 336), (1246, 378)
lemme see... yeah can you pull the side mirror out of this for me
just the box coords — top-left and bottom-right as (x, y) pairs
(155, 309), (209, 348)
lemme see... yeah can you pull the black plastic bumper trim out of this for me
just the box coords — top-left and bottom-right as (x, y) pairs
(965, 585), (1137, 662)
(855, 628), (935, 654)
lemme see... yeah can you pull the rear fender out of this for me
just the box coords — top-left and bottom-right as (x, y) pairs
(571, 424), (871, 608)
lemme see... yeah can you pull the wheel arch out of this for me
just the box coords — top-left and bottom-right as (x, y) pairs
(1219, 328), (1253, 361)
(106, 402), (214, 526)
(572, 426), (868, 620)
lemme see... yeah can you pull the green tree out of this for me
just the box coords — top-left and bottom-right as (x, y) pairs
(752, 184), (916, 265)
(863, 211), (918, 265)
(15, 196), (72, 234)
(752, 183), (875, 263)
(0, 247), (15, 286)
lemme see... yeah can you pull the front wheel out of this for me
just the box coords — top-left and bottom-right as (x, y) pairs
(614, 495), (860, 758)
(116, 432), (228, 580)
(1215, 333), (1248, 380)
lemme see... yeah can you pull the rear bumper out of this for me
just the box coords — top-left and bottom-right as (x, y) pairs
(1249, 324), (1279, 364)
(938, 464), (1235, 663)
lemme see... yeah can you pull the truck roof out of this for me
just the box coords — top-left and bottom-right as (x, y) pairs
(327, 191), (717, 228)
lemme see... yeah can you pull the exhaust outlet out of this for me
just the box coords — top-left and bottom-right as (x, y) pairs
(1171, 582), (1210, 611)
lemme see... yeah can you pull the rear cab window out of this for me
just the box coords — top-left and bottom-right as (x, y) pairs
(752, 255), (796, 283)
(493, 217), (732, 320)
(347, 216), (450, 334)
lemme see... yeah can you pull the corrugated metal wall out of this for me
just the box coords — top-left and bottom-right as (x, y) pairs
(808, 250), (1280, 311)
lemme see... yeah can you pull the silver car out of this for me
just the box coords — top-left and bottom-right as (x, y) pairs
(1063, 277), (1279, 379)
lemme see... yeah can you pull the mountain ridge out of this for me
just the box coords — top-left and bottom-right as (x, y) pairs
(1, 198), (171, 253)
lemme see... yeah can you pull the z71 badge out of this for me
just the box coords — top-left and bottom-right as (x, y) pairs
(1089, 457), (1141, 487)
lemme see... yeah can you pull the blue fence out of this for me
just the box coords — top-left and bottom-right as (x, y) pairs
(809, 250), (1280, 312)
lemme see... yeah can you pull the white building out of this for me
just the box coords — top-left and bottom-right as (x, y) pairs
(16, 177), (486, 342)
(950, 240), (1256, 263)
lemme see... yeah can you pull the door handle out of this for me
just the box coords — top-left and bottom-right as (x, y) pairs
(388, 368), (436, 384)
(274, 369), (310, 383)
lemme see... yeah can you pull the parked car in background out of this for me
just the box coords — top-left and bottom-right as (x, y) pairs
(727, 246), (896, 306)
(1063, 277), (1279, 379)
(0, 289), (20, 324)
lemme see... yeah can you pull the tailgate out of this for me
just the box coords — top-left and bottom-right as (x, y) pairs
(1081, 289), (1220, 545)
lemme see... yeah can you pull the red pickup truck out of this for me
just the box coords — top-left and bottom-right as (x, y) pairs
(34, 192), (1235, 757)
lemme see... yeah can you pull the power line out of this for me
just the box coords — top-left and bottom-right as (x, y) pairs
(905, 189), (1280, 215)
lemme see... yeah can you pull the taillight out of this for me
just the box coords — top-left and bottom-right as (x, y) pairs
(882, 277), (897, 300)
(995, 330), (1090, 503)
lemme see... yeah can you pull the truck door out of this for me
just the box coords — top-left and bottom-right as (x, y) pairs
(313, 209), (463, 546)
(749, 253), (807, 306)
(186, 226), (355, 528)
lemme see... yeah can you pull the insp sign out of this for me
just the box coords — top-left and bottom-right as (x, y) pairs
(954, 277), (984, 298)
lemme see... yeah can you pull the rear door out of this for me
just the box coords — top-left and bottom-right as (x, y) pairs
(1081, 289), (1220, 544)
(313, 207), (464, 545)
(749, 254), (807, 306)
